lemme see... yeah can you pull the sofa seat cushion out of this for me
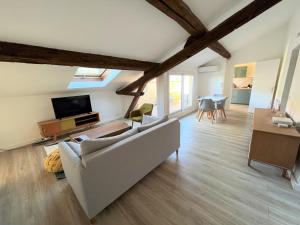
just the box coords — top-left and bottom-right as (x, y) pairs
(80, 128), (138, 156)
(138, 115), (168, 132)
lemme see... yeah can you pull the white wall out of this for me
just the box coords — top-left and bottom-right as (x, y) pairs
(197, 58), (227, 97)
(0, 91), (130, 150)
(271, 5), (300, 188)
(157, 74), (169, 117)
(275, 6), (300, 122)
(223, 24), (288, 106)
(287, 54), (300, 123)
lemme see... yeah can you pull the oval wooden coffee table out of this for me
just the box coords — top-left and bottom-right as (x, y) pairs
(70, 121), (131, 143)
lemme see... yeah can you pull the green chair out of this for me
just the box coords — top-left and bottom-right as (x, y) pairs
(129, 103), (154, 125)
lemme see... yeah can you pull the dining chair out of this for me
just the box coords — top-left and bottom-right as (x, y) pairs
(198, 99), (215, 123)
(214, 97), (228, 120)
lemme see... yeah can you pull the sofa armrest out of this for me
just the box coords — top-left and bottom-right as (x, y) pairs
(58, 142), (89, 215)
(59, 142), (82, 167)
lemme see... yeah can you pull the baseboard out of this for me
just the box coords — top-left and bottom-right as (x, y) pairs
(169, 108), (197, 119)
(1, 139), (37, 151)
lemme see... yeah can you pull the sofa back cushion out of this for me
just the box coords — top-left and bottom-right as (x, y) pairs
(80, 128), (138, 156)
(142, 115), (159, 125)
(138, 115), (168, 132)
(67, 142), (82, 157)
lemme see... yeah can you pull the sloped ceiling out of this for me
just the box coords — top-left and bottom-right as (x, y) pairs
(172, 0), (298, 69)
(0, 0), (188, 62)
(0, 62), (142, 97)
(0, 0), (298, 96)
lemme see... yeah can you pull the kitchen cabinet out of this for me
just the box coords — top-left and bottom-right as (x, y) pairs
(231, 88), (251, 104)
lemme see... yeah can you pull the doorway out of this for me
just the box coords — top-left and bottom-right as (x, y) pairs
(231, 63), (255, 110)
(169, 74), (194, 114)
(230, 59), (281, 113)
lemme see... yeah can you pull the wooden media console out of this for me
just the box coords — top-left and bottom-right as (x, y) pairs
(38, 112), (100, 140)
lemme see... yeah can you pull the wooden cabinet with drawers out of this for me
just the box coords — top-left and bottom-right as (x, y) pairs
(248, 109), (300, 177)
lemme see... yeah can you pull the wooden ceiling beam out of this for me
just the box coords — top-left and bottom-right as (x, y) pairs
(0, 41), (159, 71)
(146, 0), (204, 35)
(146, 0), (231, 58)
(124, 83), (148, 118)
(121, 91), (145, 97)
(118, 0), (281, 95)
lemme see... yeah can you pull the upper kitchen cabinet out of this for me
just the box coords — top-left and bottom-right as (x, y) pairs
(234, 66), (248, 78)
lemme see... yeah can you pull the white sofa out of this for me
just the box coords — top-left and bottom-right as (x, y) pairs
(59, 118), (180, 220)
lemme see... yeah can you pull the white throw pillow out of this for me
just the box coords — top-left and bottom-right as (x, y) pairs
(80, 128), (138, 156)
(138, 115), (168, 132)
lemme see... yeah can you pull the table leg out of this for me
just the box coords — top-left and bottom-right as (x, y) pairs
(53, 134), (57, 142)
(198, 111), (204, 121)
(282, 169), (289, 179)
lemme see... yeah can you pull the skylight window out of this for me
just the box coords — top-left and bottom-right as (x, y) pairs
(74, 67), (107, 80)
(68, 68), (121, 89)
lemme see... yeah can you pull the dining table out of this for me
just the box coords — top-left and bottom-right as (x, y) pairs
(197, 95), (226, 102)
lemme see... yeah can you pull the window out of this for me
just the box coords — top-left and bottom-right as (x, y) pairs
(68, 67), (121, 89)
(137, 78), (157, 116)
(169, 75), (182, 113)
(169, 74), (193, 113)
(74, 67), (107, 80)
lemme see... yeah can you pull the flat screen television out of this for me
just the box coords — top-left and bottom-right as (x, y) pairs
(51, 95), (92, 119)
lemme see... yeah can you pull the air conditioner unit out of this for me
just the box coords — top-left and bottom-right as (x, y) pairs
(198, 65), (219, 73)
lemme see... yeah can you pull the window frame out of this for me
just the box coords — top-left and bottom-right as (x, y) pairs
(168, 74), (194, 114)
(74, 68), (108, 81)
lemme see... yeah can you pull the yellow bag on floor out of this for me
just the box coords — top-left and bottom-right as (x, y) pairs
(43, 149), (63, 173)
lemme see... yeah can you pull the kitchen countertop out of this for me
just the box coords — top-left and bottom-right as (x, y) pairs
(233, 87), (252, 90)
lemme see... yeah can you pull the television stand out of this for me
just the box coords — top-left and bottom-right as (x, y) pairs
(38, 112), (100, 140)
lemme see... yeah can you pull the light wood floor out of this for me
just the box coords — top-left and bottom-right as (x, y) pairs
(1, 109), (300, 225)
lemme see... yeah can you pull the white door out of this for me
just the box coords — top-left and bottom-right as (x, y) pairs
(248, 59), (281, 113)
